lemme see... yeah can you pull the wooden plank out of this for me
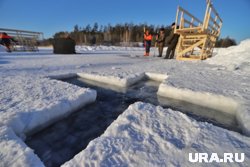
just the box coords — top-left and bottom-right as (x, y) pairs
(209, 17), (220, 29)
(0, 28), (43, 35)
(177, 56), (205, 61)
(178, 39), (204, 56)
(183, 19), (200, 28)
(182, 39), (201, 42)
(209, 2), (223, 23)
(176, 28), (202, 32)
(174, 6), (180, 33)
(181, 34), (208, 38)
(176, 26), (203, 33)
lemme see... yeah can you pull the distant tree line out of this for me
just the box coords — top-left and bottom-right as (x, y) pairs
(40, 23), (172, 46)
(39, 23), (237, 48)
(215, 37), (237, 48)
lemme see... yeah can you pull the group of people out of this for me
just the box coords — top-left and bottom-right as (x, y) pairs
(144, 22), (180, 59)
(1, 23), (179, 55)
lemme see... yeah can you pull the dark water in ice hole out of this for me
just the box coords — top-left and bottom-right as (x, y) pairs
(26, 77), (240, 167)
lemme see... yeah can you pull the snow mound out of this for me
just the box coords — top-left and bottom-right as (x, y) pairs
(63, 102), (250, 167)
(207, 39), (250, 72)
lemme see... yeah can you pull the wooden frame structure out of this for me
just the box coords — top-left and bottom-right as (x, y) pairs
(174, 0), (223, 60)
(0, 28), (43, 51)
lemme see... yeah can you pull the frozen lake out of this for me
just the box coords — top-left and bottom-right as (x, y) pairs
(26, 77), (240, 167)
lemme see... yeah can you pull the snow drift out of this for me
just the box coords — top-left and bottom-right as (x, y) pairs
(207, 39), (250, 72)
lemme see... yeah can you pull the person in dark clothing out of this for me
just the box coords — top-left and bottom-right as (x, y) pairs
(156, 28), (166, 57)
(164, 23), (180, 59)
(0, 32), (14, 52)
(144, 30), (152, 56)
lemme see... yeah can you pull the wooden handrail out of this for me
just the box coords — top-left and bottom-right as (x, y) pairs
(206, 0), (223, 23)
(203, 0), (222, 32)
(0, 28), (43, 35)
(6, 32), (40, 38)
(178, 6), (203, 25)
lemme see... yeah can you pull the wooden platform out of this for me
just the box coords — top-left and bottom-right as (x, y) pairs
(174, 0), (222, 60)
(0, 28), (43, 52)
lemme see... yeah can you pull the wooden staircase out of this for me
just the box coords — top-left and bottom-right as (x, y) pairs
(174, 0), (223, 60)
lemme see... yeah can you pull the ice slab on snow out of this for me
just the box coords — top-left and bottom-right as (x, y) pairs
(0, 126), (44, 167)
(145, 72), (168, 82)
(157, 83), (239, 115)
(157, 69), (250, 136)
(77, 72), (168, 88)
(0, 76), (96, 138)
(77, 72), (145, 87)
(157, 81), (250, 136)
(63, 102), (250, 167)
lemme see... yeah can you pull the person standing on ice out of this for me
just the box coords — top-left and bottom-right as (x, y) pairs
(156, 28), (166, 57)
(144, 30), (152, 56)
(164, 22), (180, 59)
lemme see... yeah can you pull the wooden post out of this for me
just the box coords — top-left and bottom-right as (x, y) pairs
(174, 6), (180, 33)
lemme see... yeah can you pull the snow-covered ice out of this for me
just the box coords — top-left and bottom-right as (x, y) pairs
(0, 126), (44, 167)
(62, 102), (250, 167)
(0, 76), (96, 139)
(0, 41), (250, 166)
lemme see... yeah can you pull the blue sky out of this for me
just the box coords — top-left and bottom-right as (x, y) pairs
(0, 0), (250, 42)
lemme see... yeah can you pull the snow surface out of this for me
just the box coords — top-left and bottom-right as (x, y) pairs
(0, 41), (250, 166)
(0, 76), (96, 139)
(0, 45), (6, 52)
(62, 102), (250, 167)
(0, 126), (44, 167)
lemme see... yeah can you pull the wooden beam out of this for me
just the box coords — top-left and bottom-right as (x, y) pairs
(177, 56), (205, 61)
(178, 39), (204, 56)
(0, 28), (43, 35)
